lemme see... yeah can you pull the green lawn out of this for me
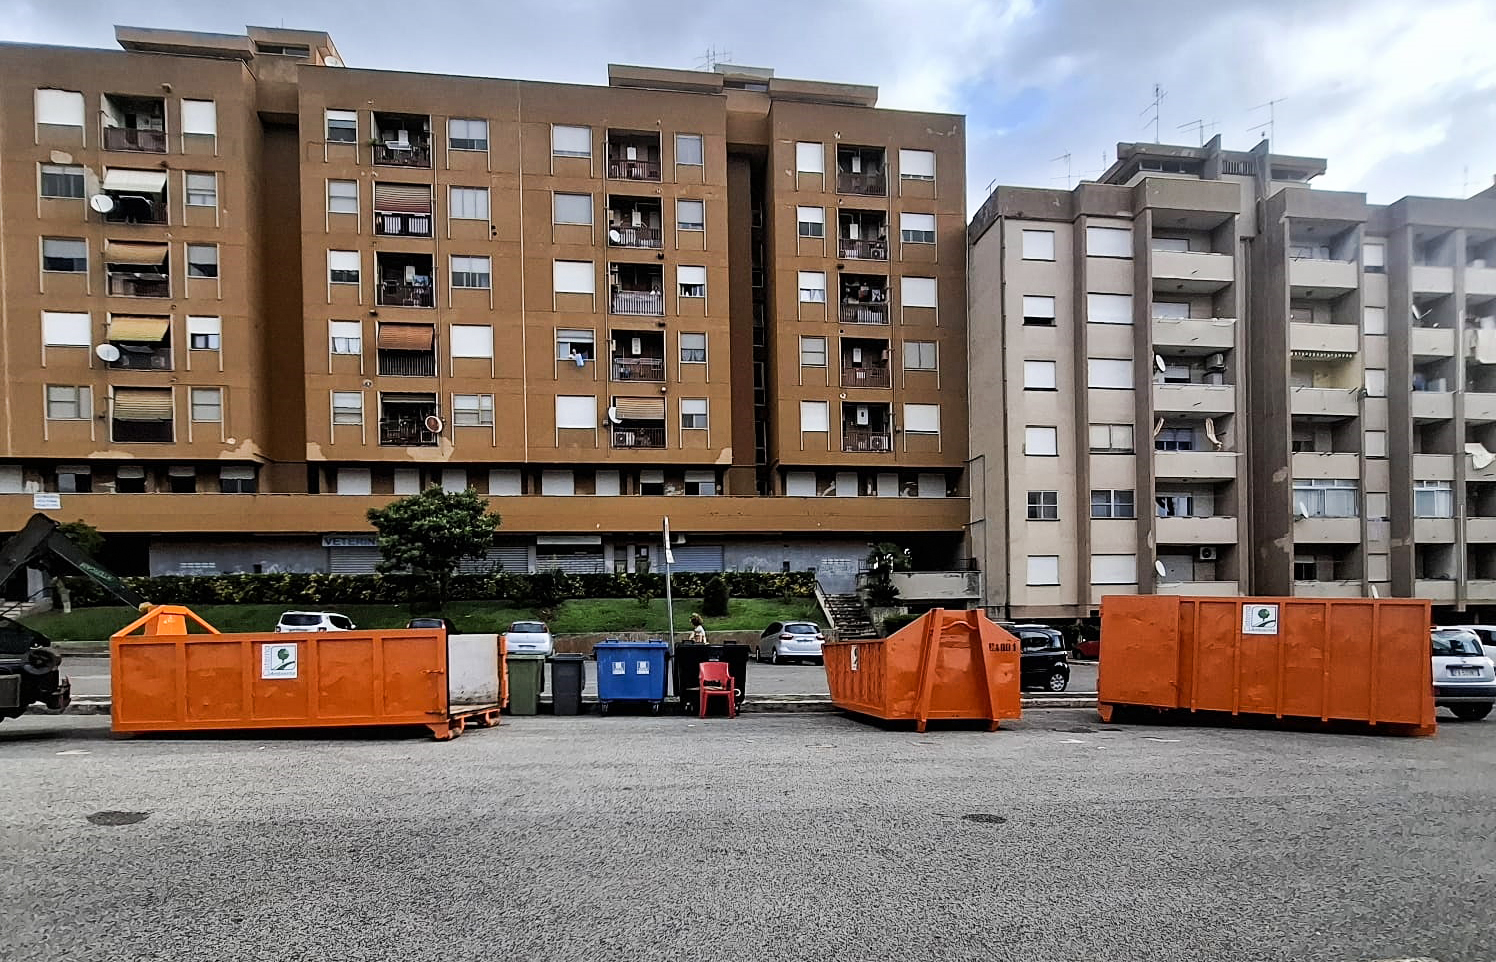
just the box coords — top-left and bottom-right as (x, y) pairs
(22, 597), (822, 643)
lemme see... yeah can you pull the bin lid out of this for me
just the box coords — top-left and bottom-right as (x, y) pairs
(550, 653), (586, 662)
(507, 653), (548, 661)
(594, 640), (669, 649)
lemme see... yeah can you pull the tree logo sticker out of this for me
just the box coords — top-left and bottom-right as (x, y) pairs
(262, 643), (299, 679)
(1241, 604), (1280, 636)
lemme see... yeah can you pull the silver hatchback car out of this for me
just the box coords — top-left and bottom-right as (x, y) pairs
(1432, 628), (1496, 722)
(755, 621), (825, 665)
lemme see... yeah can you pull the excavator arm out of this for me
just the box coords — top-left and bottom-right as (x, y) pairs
(0, 513), (148, 612)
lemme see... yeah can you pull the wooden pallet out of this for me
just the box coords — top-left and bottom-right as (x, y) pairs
(427, 702), (503, 740)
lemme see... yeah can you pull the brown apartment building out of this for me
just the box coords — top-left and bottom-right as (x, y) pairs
(0, 26), (969, 595)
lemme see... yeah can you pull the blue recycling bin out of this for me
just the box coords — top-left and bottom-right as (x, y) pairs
(594, 640), (669, 715)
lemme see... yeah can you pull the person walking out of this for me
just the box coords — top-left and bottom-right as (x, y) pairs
(688, 612), (707, 644)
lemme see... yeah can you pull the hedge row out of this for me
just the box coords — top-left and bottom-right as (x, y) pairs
(66, 570), (816, 609)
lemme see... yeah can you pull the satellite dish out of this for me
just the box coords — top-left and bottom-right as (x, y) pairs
(324, 56), (344, 67)
(424, 415), (444, 433)
(1154, 354), (1167, 373)
(95, 344), (121, 363)
(89, 194), (115, 214)
(606, 406), (621, 424)
(1154, 560), (1168, 578)
(608, 228), (622, 244)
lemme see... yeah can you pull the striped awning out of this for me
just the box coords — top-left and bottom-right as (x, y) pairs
(102, 169), (167, 193)
(373, 182), (432, 214)
(613, 397), (665, 420)
(112, 388), (173, 421)
(104, 241), (168, 265)
(377, 323), (434, 350)
(106, 315), (170, 342)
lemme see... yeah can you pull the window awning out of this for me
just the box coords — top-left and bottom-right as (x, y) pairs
(104, 241), (168, 265)
(112, 388), (173, 421)
(106, 315), (170, 342)
(373, 182), (432, 214)
(614, 397), (665, 420)
(102, 169), (167, 193)
(376, 323), (435, 351)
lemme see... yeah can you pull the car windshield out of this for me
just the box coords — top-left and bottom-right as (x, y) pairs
(280, 613), (320, 626)
(511, 622), (547, 633)
(1021, 632), (1058, 651)
(1432, 629), (1482, 657)
(785, 623), (819, 635)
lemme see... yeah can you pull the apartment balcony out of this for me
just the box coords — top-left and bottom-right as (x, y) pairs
(610, 290), (664, 316)
(372, 113), (432, 168)
(1154, 515), (1238, 543)
(1415, 579), (1457, 602)
(607, 132), (662, 181)
(378, 418), (439, 447)
(1290, 386), (1360, 418)
(374, 212), (432, 238)
(837, 170), (887, 196)
(843, 427), (893, 453)
(841, 364), (892, 389)
(1291, 452), (1360, 480)
(107, 273), (170, 298)
(1411, 265), (1455, 295)
(1154, 450), (1239, 480)
(1467, 579), (1496, 600)
(878, 570), (982, 602)
(611, 425), (666, 449)
(1412, 454), (1455, 480)
(1411, 327), (1457, 357)
(1293, 517), (1362, 543)
(109, 344), (173, 371)
(1467, 266), (1496, 297)
(607, 225), (662, 249)
(103, 126), (166, 153)
(1467, 517), (1496, 543)
(373, 143), (432, 168)
(1289, 257), (1358, 292)
(1415, 517), (1457, 544)
(836, 145), (887, 196)
(1151, 250), (1234, 292)
(103, 194), (168, 225)
(1152, 382), (1236, 415)
(1466, 393), (1496, 421)
(838, 238), (889, 261)
(377, 281), (434, 309)
(1150, 317), (1234, 351)
(1411, 391), (1455, 420)
(839, 300), (890, 325)
(1156, 580), (1241, 597)
(376, 350), (436, 378)
(612, 356), (665, 382)
(1290, 322), (1359, 356)
(1293, 580), (1364, 598)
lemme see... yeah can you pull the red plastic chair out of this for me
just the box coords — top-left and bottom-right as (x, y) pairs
(698, 661), (737, 719)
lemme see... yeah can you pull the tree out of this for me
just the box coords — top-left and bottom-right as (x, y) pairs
(51, 520), (105, 614)
(366, 486), (500, 605)
(863, 542), (912, 606)
(701, 575), (729, 617)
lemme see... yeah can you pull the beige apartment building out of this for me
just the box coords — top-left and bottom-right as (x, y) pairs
(0, 26), (969, 590)
(970, 136), (1496, 620)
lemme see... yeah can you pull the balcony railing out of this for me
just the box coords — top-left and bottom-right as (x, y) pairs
(377, 351), (437, 378)
(611, 290), (664, 315)
(373, 144), (432, 168)
(613, 357), (665, 381)
(104, 200), (167, 225)
(837, 171), (886, 196)
(103, 127), (166, 153)
(838, 238), (888, 261)
(107, 274), (170, 298)
(377, 281), (434, 308)
(840, 300), (889, 324)
(109, 347), (172, 370)
(608, 225), (662, 249)
(608, 158), (661, 181)
(842, 365), (892, 388)
(843, 427), (893, 453)
(612, 425), (666, 449)
(379, 418), (440, 447)
(375, 212), (432, 237)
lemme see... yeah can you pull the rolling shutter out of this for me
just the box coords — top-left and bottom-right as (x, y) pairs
(457, 544), (531, 574)
(535, 548), (606, 573)
(670, 544), (724, 573)
(373, 183), (432, 213)
(112, 388), (173, 421)
(377, 323), (434, 350)
(613, 397), (665, 420)
(329, 547), (382, 574)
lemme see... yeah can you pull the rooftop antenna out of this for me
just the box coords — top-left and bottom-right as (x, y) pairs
(1248, 97), (1285, 146)
(1176, 118), (1218, 147)
(1141, 83), (1166, 142)
(1050, 152), (1073, 189)
(696, 46), (732, 71)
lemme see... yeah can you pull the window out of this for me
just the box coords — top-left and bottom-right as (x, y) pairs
(449, 118), (488, 151)
(800, 336), (827, 367)
(185, 172), (217, 208)
(685, 470), (715, 496)
(35, 89), (84, 127)
(219, 466), (256, 494)
(904, 403), (940, 434)
(1155, 493), (1195, 518)
(329, 320), (361, 355)
(187, 316), (221, 350)
(42, 311), (90, 348)
(797, 206), (825, 238)
(1151, 236), (1190, 253)
(1294, 556), (1320, 581)
(903, 276), (937, 309)
(1027, 555), (1060, 586)
(336, 468), (371, 495)
(1086, 225), (1133, 258)
(795, 141), (823, 174)
(450, 187), (489, 220)
(1365, 430), (1387, 458)
(450, 325), (493, 359)
(1023, 295), (1056, 325)
(1087, 358), (1133, 389)
(326, 109), (357, 143)
(800, 400), (829, 433)
(328, 250), (360, 285)
(1292, 479), (1358, 518)
(1155, 427), (1195, 451)
(675, 133), (704, 166)
(1091, 554), (1138, 585)
(327, 180), (357, 214)
(553, 260), (595, 295)
(1365, 368), (1387, 397)
(453, 394), (495, 427)
(190, 387), (222, 422)
(1414, 480), (1454, 518)
(1363, 306), (1386, 334)
(46, 386), (89, 420)
(56, 466), (92, 493)
(798, 271), (827, 303)
(181, 99), (216, 136)
(555, 395), (596, 429)
(904, 341), (937, 371)
(1087, 293), (1133, 324)
(1024, 360), (1057, 390)
(1025, 426), (1058, 456)
(41, 164), (84, 199)
(1091, 489), (1135, 519)
(681, 398), (708, 430)
(451, 255), (491, 289)
(553, 192), (592, 225)
(556, 328), (595, 362)
(331, 392), (363, 425)
(1022, 229), (1056, 261)
(1027, 491), (1058, 521)
(489, 470), (522, 496)
(1089, 423), (1134, 453)
(42, 238), (86, 272)
(677, 265), (706, 298)
(1363, 240), (1386, 273)
(186, 244), (218, 278)
(677, 199), (705, 231)
(898, 149), (935, 180)
(680, 332), (706, 363)
(552, 124), (591, 157)
(900, 212), (936, 244)
(1152, 300), (1189, 319)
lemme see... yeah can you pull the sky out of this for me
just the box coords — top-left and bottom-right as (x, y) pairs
(3, 0), (1493, 212)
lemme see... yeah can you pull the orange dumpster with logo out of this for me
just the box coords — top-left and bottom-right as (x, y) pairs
(111, 606), (502, 739)
(1098, 595), (1435, 735)
(821, 608), (1021, 731)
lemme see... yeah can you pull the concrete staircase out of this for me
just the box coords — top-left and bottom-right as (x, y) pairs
(823, 593), (879, 640)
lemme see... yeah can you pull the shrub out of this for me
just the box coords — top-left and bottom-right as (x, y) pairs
(701, 575), (729, 617)
(881, 612), (919, 635)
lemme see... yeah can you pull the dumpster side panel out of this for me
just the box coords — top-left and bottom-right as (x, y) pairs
(1278, 602), (1331, 719)
(1099, 596), (1183, 709)
(113, 642), (181, 724)
(447, 634), (501, 706)
(1370, 601), (1435, 726)
(182, 640), (246, 722)
(822, 640), (889, 717)
(314, 636), (378, 719)
(1189, 600), (1242, 712)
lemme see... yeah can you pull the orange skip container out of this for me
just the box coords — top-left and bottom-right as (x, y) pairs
(821, 608), (1021, 731)
(1098, 595), (1435, 735)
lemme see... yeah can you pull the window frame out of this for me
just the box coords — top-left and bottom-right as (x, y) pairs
(677, 265), (706, 299)
(1026, 555), (1061, 586)
(797, 205), (825, 238)
(187, 316), (222, 351)
(1023, 359), (1057, 391)
(450, 255), (492, 290)
(41, 237), (87, 273)
(448, 117), (489, 151)
(329, 320), (362, 356)
(1027, 490), (1059, 521)
(1025, 426), (1058, 456)
(1022, 295), (1057, 325)
(556, 328), (596, 362)
(675, 133), (704, 167)
(1090, 489), (1136, 520)
(798, 270), (827, 304)
(903, 340), (937, 371)
(551, 124), (592, 158)
(189, 387), (223, 423)
(186, 243), (219, 279)
(327, 179), (358, 214)
(331, 391), (364, 425)
(40, 163), (84, 200)
(897, 148), (936, 181)
(185, 171), (218, 208)
(452, 393), (496, 427)
(45, 385), (90, 421)
(1089, 423), (1134, 453)
(799, 336), (828, 368)
(679, 332), (707, 364)
(1021, 229), (1056, 261)
(1085, 225), (1133, 258)
(1413, 480), (1454, 518)
(899, 212), (936, 244)
(449, 186), (490, 221)
(552, 192), (593, 226)
(328, 250), (360, 285)
(325, 109), (358, 144)
(676, 198), (705, 232)
(681, 397), (708, 430)
(903, 403), (940, 435)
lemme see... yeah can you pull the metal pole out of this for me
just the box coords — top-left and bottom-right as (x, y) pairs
(664, 516), (675, 651)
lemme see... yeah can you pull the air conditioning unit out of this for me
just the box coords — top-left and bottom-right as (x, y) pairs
(870, 435), (888, 451)
(1197, 546), (1218, 561)
(1206, 353), (1226, 370)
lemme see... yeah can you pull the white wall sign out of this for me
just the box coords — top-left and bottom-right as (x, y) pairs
(261, 642), (299, 679)
(32, 493), (61, 510)
(1242, 604), (1280, 636)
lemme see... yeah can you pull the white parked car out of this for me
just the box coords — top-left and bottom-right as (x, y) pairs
(275, 611), (356, 633)
(755, 621), (826, 665)
(505, 621), (554, 656)
(1440, 624), (1496, 660)
(1431, 627), (1496, 722)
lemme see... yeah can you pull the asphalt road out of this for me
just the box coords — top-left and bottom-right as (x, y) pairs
(1, 710), (1492, 961)
(58, 657), (1100, 700)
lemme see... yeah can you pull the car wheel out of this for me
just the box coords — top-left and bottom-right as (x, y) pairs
(1047, 669), (1069, 692)
(1450, 702), (1493, 721)
(754, 647), (763, 664)
(770, 648), (780, 666)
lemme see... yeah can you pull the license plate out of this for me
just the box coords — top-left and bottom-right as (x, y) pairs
(1450, 667), (1481, 677)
